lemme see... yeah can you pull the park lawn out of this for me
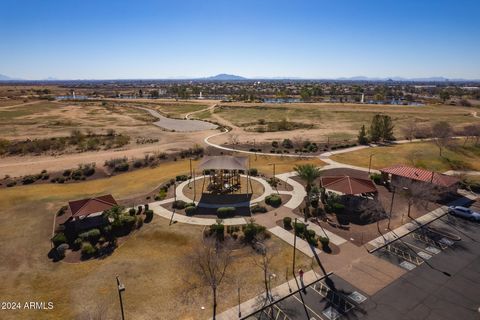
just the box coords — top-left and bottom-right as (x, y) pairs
(0, 157), (316, 319)
(331, 140), (480, 172)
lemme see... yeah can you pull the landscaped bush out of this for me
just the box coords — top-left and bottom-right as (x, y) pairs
(128, 208), (136, 216)
(137, 205), (143, 214)
(293, 222), (306, 237)
(114, 162), (129, 172)
(172, 200), (187, 209)
(56, 205), (67, 216)
(319, 236), (330, 248)
(73, 238), (82, 250)
(51, 232), (67, 247)
(88, 229), (101, 243)
(79, 229), (101, 243)
(248, 168), (258, 176)
(370, 173), (382, 185)
(176, 175), (189, 182)
(265, 194), (282, 207)
(331, 203), (345, 214)
(21, 175), (37, 185)
(282, 139), (294, 149)
(305, 229), (317, 246)
(243, 222), (267, 243)
(81, 242), (96, 257)
(185, 206), (197, 216)
(209, 223), (225, 241)
(111, 215), (137, 235)
(56, 243), (69, 258)
(271, 141), (279, 148)
(283, 217), (292, 229)
(251, 205), (267, 213)
(217, 207), (236, 218)
(144, 209), (154, 223)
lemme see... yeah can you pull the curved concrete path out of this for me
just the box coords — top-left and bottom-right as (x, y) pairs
(137, 106), (218, 132)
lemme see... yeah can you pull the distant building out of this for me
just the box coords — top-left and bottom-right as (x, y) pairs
(380, 165), (459, 193)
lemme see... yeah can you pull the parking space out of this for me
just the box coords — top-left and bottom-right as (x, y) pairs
(243, 275), (369, 320)
(373, 211), (480, 272)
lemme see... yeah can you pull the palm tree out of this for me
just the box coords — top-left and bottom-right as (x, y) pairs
(294, 164), (321, 221)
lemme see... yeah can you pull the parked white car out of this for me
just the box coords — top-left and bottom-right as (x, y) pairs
(448, 206), (480, 222)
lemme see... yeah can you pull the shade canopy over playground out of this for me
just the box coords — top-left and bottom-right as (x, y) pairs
(320, 176), (377, 195)
(198, 155), (248, 171)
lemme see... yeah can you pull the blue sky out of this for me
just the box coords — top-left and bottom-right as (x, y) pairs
(1, 0), (479, 80)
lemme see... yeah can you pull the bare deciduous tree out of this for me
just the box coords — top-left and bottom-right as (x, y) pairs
(431, 121), (453, 157)
(392, 178), (440, 221)
(402, 119), (419, 141)
(229, 134), (239, 149)
(190, 237), (233, 320)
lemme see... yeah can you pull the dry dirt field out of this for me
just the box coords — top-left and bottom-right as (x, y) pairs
(203, 102), (479, 147)
(0, 159), (315, 320)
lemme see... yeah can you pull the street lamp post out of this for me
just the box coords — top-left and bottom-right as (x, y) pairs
(116, 276), (125, 320)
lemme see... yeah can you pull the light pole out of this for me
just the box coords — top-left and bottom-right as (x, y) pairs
(116, 276), (125, 320)
(368, 153), (376, 174)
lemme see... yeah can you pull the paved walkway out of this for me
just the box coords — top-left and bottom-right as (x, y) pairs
(275, 172), (307, 209)
(268, 226), (321, 258)
(444, 170), (480, 176)
(137, 106), (218, 131)
(306, 222), (347, 246)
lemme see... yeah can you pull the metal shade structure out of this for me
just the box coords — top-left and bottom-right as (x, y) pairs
(320, 176), (377, 195)
(198, 155), (248, 171)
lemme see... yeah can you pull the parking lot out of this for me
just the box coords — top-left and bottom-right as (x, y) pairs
(373, 206), (480, 272)
(243, 274), (370, 320)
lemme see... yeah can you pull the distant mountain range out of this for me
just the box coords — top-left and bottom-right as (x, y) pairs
(0, 73), (478, 82)
(0, 73), (23, 81)
(202, 73), (247, 81)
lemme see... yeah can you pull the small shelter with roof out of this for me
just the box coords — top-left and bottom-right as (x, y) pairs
(197, 155), (251, 195)
(320, 176), (377, 196)
(379, 164), (459, 193)
(64, 194), (117, 230)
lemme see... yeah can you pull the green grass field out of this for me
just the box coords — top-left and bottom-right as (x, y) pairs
(331, 140), (480, 172)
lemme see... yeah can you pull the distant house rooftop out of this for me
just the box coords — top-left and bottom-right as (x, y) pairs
(68, 194), (117, 219)
(379, 165), (459, 188)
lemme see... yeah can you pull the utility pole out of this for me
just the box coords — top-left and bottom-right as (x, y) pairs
(189, 158), (193, 187)
(388, 186), (396, 230)
(116, 276), (125, 320)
